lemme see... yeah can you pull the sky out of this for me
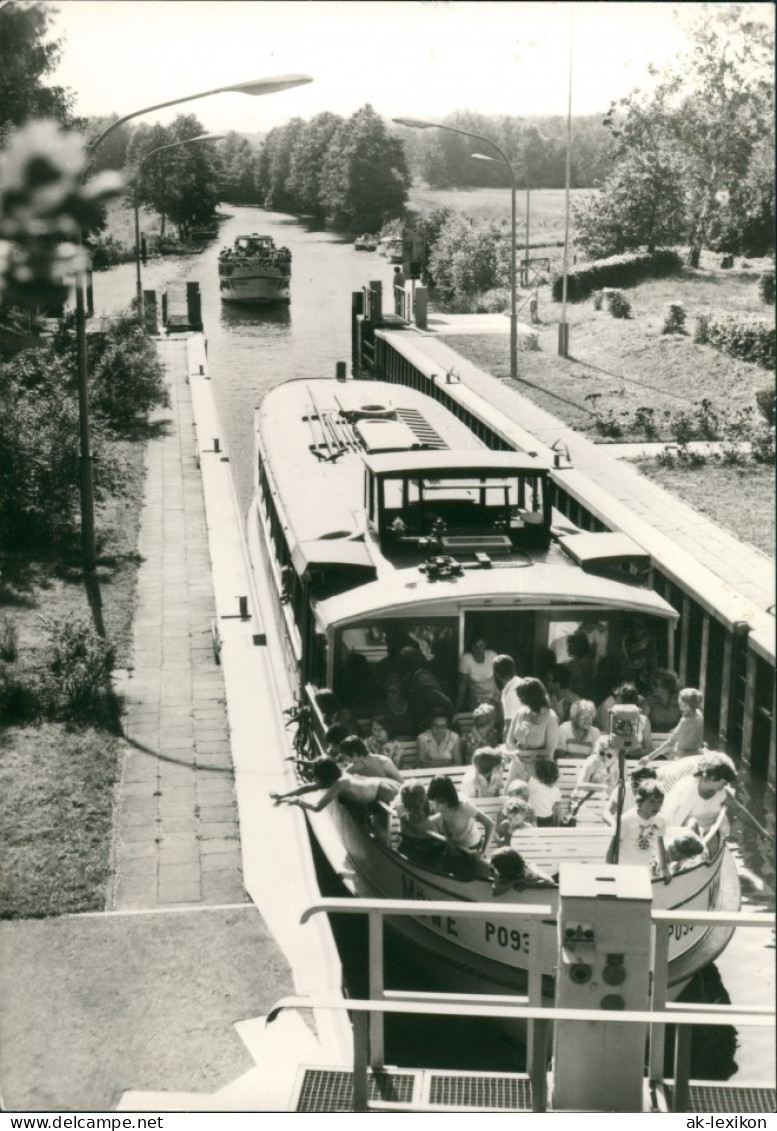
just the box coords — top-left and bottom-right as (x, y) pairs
(48, 1), (771, 134)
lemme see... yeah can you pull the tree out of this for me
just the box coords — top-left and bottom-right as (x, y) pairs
(427, 214), (506, 297)
(576, 6), (775, 262)
(126, 114), (219, 237)
(84, 115), (134, 173)
(320, 105), (409, 232)
(218, 132), (259, 204)
(0, 1), (74, 139)
(287, 112), (344, 220)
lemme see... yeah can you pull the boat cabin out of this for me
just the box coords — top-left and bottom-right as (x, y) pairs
(363, 450), (552, 557)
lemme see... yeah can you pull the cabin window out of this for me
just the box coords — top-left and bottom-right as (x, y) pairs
(377, 472), (546, 537)
(332, 616), (458, 719)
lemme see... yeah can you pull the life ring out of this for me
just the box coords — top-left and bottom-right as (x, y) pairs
(351, 403), (397, 421)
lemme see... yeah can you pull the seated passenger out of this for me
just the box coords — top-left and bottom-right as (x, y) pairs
(645, 669), (682, 731)
(556, 699), (600, 756)
(606, 782), (667, 873)
(610, 683), (652, 759)
(604, 765), (658, 827)
(342, 735), (403, 783)
(461, 702), (499, 760)
(494, 797), (533, 846)
(365, 716), (405, 766)
(592, 656), (622, 732)
(376, 674), (415, 737)
(490, 847), (557, 896)
(270, 755), (400, 812)
(395, 781), (444, 860)
(398, 646), (455, 731)
(528, 759), (563, 827)
(504, 678), (559, 786)
(427, 775), (494, 855)
(565, 632), (596, 698)
(455, 636), (498, 712)
(546, 664), (579, 724)
(314, 688), (360, 735)
(648, 688), (704, 762)
(660, 830), (706, 875)
(417, 713), (463, 767)
(572, 736), (621, 806)
(461, 748), (505, 798)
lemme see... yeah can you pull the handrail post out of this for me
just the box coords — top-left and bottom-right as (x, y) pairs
(672, 1024), (693, 1112)
(368, 910), (385, 1068)
(352, 1010), (370, 1112)
(525, 917), (544, 1080)
(649, 919), (670, 1082)
(530, 1019), (549, 1112)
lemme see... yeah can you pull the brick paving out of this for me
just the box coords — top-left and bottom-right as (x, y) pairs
(110, 337), (247, 910)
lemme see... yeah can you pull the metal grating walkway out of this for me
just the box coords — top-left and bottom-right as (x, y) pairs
(293, 1067), (534, 1112)
(663, 1083), (777, 1114)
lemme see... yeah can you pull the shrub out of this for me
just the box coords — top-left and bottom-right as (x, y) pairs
(551, 249), (682, 303)
(633, 406), (658, 439)
(0, 614), (17, 662)
(702, 315), (775, 370)
(593, 409), (624, 438)
(36, 614), (114, 721)
(750, 422), (775, 464)
(592, 290), (604, 311)
(694, 314), (711, 344)
(759, 271), (775, 305)
(662, 302), (686, 334)
(755, 387), (775, 426)
(606, 290), (631, 319)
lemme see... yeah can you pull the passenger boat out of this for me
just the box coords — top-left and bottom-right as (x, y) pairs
(354, 234), (378, 252)
(218, 233), (291, 304)
(378, 236), (404, 262)
(248, 376), (739, 997)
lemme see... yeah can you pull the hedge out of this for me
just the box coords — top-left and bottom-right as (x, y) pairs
(700, 315), (775, 371)
(551, 249), (682, 302)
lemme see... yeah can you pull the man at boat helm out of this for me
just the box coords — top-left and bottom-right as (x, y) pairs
(493, 655), (524, 741)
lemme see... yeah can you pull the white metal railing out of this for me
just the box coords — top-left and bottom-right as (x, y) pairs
(280, 897), (775, 1113)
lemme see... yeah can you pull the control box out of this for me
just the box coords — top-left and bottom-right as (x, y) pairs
(552, 863), (653, 1112)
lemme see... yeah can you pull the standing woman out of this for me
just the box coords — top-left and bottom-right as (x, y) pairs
(455, 636), (498, 712)
(505, 678), (560, 787)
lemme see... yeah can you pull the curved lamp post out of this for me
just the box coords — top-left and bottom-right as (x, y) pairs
(393, 117), (518, 379)
(133, 133), (224, 319)
(76, 74), (312, 573)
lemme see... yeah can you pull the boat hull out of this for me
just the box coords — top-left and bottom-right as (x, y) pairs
(219, 269), (291, 304)
(307, 797), (739, 1001)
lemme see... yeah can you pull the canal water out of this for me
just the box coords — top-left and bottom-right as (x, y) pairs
(93, 205), (774, 1084)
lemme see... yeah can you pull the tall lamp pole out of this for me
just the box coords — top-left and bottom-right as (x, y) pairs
(75, 74), (312, 573)
(558, 15), (574, 358)
(133, 133), (224, 320)
(393, 117), (518, 380)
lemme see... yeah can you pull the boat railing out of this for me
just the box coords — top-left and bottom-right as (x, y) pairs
(285, 898), (775, 1113)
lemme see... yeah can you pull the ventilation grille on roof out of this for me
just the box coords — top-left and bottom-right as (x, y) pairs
(395, 407), (448, 449)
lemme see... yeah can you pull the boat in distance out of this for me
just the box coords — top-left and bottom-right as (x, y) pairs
(247, 376), (739, 996)
(354, 233), (378, 252)
(218, 233), (291, 303)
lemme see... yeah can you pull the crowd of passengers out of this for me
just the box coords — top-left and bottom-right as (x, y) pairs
(271, 632), (772, 889)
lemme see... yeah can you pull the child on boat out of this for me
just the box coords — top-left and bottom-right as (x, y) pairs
(365, 716), (405, 766)
(646, 688), (704, 762)
(395, 782), (445, 861)
(528, 759), (563, 827)
(603, 764), (658, 827)
(489, 848), (557, 895)
(460, 747), (505, 798)
(461, 702), (499, 760)
(606, 782), (667, 874)
(494, 797), (533, 846)
(270, 756), (400, 814)
(341, 735), (403, 783)
(660, 830), (706, 875)
(426, 775), (494, 856)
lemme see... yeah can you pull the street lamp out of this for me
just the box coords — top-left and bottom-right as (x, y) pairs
(133, 133), (224, 320)
(393, 117), (518, 380)
(76, 74), (312, 574)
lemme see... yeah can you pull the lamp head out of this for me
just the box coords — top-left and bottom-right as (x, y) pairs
(223, 75), (313, 96)
(392, 117), (439, 130)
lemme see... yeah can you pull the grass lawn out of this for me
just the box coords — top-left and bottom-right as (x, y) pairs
(0, 724), (120, 918)
(443, 265), (773, 439)
(408, 184), (593, 251)
(632, 459), (775, 559)
(0, 432), (147, 917)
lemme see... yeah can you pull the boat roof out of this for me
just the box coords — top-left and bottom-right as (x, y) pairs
(362, 450), (547, 477)
(315, 563), (678, 629)
(256, 378), (486, 546)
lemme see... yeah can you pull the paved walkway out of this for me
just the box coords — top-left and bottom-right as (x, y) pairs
(111, 337), (246, 909)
